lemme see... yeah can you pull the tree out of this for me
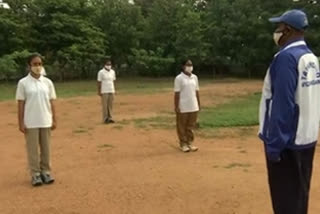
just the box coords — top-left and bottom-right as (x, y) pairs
(92, 0), (144, 69)
(174, 7), (209, 69)
(0, 0), (30, 57)
(0, 50), (31, 81)
(28, 0), (106, 80)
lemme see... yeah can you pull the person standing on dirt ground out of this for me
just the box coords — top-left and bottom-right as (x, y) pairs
(16, 53), (57, 186)
(174, 59), (200, 152)
(97, 59), (116, 124)
(259, 10), (320, 214)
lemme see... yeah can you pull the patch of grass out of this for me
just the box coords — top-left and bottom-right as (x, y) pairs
(117, 78), (213, 95)
(197, 127), (221, 139)
(55, 81), (96, 98)
(132, 116), (175, 129)
(196, 128), (222, 139)
(237, 127), (256, 136)
(54, 78), (176, 97)
(224, 163), (251, 169)
(128, 92), (260, 132)
(0, 78), (216, 101)
(199, 92), (261, 128)
(117, 119), (131, 125)
(0, 83), (17, 101)
(112, 125), (124, 130)
(73, 127), (88, 133)
(197, 126), (257, 139)
(97, 144), (114, 148)
(119, 102), (129, 106)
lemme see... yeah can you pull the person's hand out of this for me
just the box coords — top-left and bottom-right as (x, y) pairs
(175, 107), (180, 113)
(19, 123), (26, 134)
(51, 120), (57, 130)
(267, 152), (281, 163)
(98, 92), (102, 96)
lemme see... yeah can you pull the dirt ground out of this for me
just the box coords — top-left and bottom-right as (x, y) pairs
(1, 80), (320, 214)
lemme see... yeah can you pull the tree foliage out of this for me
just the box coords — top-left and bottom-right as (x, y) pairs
(0, 0), (319, 80)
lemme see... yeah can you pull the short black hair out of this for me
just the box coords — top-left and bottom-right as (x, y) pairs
(105, 58), (112, 64)
(182, 59), (192, 66)
(27, 53), (43, 65)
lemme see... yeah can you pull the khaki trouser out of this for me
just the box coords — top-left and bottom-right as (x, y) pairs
(176, 112), (198, 147)
(101, 93), (114, 122)
(25, 128), (51, 176)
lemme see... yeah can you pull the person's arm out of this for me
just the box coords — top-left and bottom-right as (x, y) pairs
(18, 100), (25, 133)
(50, 100), (57, 130)
(196, 91), (200, 111)
(113, 70), (116, 94)
(48, 80), (57, 130)
(174, 77), (181, 113)
(174, 92), (180, 113)
(97, 71), (102, 96)
(97, 81), (102, 96)
(265, 53), (297, 162)
(16, 81), (26, 134)
(195, 76), (200, 110)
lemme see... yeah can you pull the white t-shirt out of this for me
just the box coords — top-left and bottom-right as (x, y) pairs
(174, 72), (199, 113)
(97, 68), (116, 93)
(16, 73), (57, 128)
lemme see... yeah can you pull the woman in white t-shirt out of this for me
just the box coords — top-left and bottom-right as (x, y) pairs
(174, 59), (201, 152)
(97, 59), (116, 123)
(16, 53), (57, 186)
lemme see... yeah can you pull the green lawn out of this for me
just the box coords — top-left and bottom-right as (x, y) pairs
(199, 92), (261, 128)
(0, 78), (217, 101)
(0, 78), (260, 130)
(0, 84), (16, 101)
(123, 92), (261, 130)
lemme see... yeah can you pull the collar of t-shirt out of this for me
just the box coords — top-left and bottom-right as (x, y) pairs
(27, 73), (45, 81)
(103, 68), (112, 72)
(181, 72), (193, 78)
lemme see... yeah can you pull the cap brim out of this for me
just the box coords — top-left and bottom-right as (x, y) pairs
(269, 17), (282, 23)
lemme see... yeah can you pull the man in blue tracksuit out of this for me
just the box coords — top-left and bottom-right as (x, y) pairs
(259, 10), (320, 214)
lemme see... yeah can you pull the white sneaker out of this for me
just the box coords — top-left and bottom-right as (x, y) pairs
(181, 145), (190, 152)
(189, 145), (198, 152)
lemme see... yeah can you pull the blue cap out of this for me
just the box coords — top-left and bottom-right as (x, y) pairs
(269, 9), (308, 30)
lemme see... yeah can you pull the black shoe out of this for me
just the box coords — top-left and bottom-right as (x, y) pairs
(31, 175), (43, 186)
(104, 119), (111, 124)
(108, 119), (115, 123)
(40, 173), (55, 184)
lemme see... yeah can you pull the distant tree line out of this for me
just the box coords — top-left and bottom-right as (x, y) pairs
(0, 0), (319, 81)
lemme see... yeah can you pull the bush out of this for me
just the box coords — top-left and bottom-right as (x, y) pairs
(129, 48), (175, 77)
(0, 50), (31, 81)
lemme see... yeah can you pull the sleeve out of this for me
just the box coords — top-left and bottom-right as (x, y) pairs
(174, 76), (181, 92)
(16, 81), (25, 101)
(49, 80), (57, 100)
(97, 70), (102, 82)
(113, 70), (116, 81)
(265, 53), (298, 161)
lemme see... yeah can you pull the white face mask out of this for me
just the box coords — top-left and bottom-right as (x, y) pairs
(105, 65), (111, 70)
(31, 66), (42, 75)
(185, 66), (193, 74)
(41, 67), (46, 76)
(273, 32), (283, 46)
